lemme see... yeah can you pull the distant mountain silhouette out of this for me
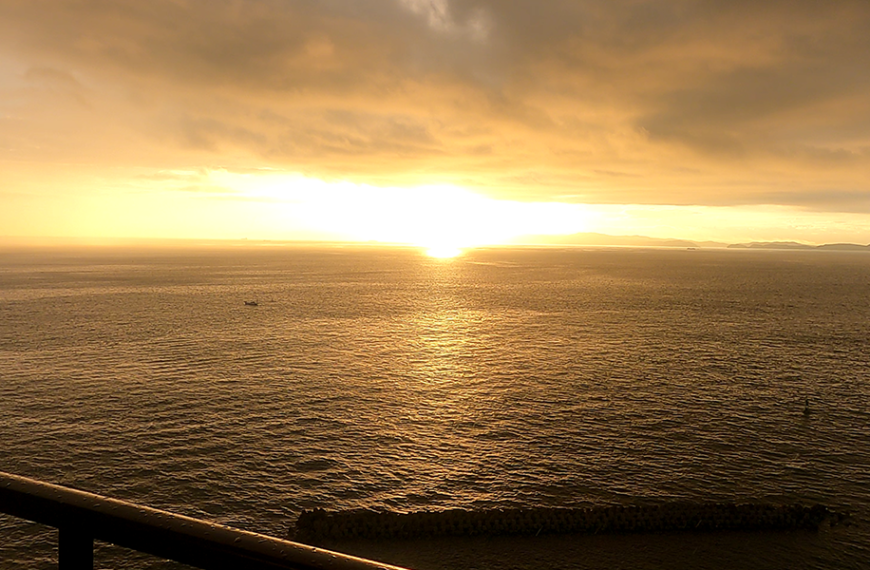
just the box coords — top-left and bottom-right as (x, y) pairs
(727, 241), (814, 250)
(815, 243), (870, 251)
(512, 232), (718, 248)
(514, 233), (870, 251)
(728, 241), (870, 251)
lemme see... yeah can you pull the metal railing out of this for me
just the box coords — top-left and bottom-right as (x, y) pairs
(0, 471), (410, 570)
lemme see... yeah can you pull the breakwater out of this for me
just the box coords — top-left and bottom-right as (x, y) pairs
(294, 503), (843, 542)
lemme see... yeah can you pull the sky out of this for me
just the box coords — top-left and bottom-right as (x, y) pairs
(2, 0), (870, 248)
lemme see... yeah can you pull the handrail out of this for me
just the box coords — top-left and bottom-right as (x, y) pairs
(0, 470), (410, 570)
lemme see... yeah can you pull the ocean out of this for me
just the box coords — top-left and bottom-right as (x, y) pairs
(0, 245), (867, 569)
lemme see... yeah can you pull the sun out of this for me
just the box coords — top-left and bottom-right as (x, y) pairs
(425, 245), (464, 259)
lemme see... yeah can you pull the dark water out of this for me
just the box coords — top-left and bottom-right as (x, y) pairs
(0, 245), (868, 569)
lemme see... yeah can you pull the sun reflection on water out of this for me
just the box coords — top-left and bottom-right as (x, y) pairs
(424, 245), (464, 259)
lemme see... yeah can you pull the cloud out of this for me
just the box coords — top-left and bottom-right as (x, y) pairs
(399, 0), (492, 42)
(1, 0), (869, 212)
(757, 190), (870, 213)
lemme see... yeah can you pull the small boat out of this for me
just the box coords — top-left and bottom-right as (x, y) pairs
(244, 300), (259, 306)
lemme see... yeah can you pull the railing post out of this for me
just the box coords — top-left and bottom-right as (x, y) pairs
(58, 527), (93, 570)
(0, 470), (412, 570)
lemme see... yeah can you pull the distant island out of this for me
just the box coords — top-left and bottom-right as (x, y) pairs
(511, 232), (870, 251)
(727, 241), (870, 251)
(510, 232), (727, 248)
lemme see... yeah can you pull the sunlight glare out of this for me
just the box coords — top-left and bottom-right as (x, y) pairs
(199, 171), (602, 246)
(425, 245), (464, 258)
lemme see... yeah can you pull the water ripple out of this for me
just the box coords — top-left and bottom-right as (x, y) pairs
(1, 247), (869, 568)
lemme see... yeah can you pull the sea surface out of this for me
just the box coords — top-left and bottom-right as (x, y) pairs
(0, 245), (868, 569)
